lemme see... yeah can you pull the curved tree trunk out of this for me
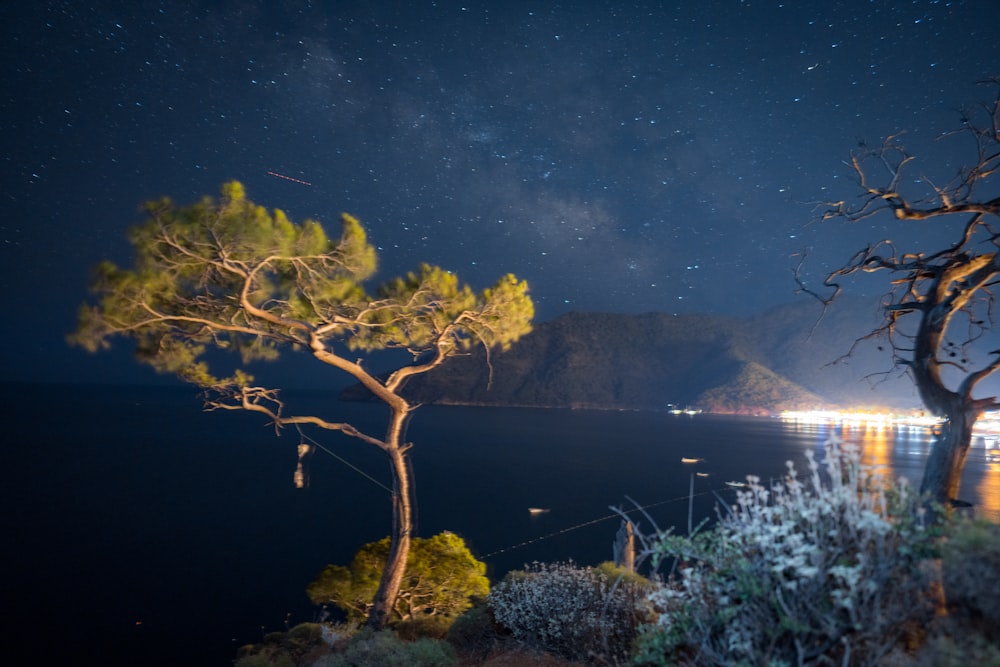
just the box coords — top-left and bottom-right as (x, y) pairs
(920, 406), (978, 507)
(910, 296), (984, 509)
(366, 406), (413, 629)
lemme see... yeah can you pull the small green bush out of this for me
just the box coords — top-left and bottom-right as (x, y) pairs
(307, 532), (489, 626)
(235, 623), (328, 667)
(593, 560), (655, 591)
(286, 622), (324, 643)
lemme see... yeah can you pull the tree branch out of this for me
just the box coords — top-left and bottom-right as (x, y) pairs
(206, 385), (390, 450)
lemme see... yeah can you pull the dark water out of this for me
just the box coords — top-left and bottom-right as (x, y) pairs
(3, 383), (998, 665)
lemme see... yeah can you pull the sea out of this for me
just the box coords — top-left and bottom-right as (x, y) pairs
(3, 382), (999, 666)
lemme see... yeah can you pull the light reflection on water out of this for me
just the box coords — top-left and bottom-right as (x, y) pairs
(782, 419), (1000, 521)
(975, 459), (1000, 521)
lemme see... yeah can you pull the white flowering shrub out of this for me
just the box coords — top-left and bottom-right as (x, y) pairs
(638, 439), (936, 667)
(487, 561), (652, 663)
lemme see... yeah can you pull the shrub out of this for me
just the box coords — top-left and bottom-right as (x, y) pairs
(311, 629), (457, 667)
(637, 439), (935, 667)
(307, 531), (489, 629)
(593, 560), (656, 592)
(487, 560), (651, 663)
(235, 623), (329, 667)
(446, 604), (508, 661)
(914, 625), (1000, 667)
(479, 648), (588, 666)
(234, 652), (295, 667)
(941, 516), (1000, 625)
(394, 614), (453, 640)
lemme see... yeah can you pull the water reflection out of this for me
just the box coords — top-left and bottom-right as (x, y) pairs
(975, 452), (1000, 521)
(780, 415), (1000, 521)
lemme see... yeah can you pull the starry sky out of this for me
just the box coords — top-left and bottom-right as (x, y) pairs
(2, 1), (998, 386)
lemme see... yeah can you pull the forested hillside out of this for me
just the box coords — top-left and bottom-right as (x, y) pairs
(345, 298), (920, 413)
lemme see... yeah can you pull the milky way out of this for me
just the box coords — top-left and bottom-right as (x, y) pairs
(2, 1), (997, 384)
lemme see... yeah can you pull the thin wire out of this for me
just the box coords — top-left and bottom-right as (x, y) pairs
(480, 488), (724, 560)
(292, 425), (758, 562)
(296, 425), (394, 494)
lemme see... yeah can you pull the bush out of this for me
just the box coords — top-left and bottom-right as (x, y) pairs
(941, 516), (1000, 625)
(593, 560), (656, 592)
(479, 648), (588, 666)
(235, 623), (330, 667)
(234, 652), (295, 667)
(487, 560), (651, 663)
(637, 439), (935, 667)
(307, 531), (489, 629)
(393, 614), (453, 640)
(446, 604), (508, 661)
(311, 629), (457, 667)
(914, 623), (1000, 667)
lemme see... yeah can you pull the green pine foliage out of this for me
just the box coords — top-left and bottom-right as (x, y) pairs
(70, 181), (533, 391)
(307, 532), (489, 627)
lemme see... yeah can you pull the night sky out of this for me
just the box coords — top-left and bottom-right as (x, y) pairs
(3, 1), (998, 386)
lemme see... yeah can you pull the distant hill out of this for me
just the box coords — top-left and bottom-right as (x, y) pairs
(343, 298), (922, 413)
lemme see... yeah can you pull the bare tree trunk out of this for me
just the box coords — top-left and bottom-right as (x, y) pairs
(367, 407), (413, 630)
(910, 303), (983, 510)
(920, 408), (976, 507)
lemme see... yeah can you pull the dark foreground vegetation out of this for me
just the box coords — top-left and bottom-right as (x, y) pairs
(235, 442), (1000, 667)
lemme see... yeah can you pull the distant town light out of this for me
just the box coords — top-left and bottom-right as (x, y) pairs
(778, 410), (944, 430)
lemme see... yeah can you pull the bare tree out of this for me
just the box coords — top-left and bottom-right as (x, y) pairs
(815, 78), (1000, 508)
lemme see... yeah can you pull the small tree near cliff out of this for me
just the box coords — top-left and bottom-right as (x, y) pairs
(307, 532), (489, 626)
(70, 182), (533, 628)
(812, 78), (1000, 507)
